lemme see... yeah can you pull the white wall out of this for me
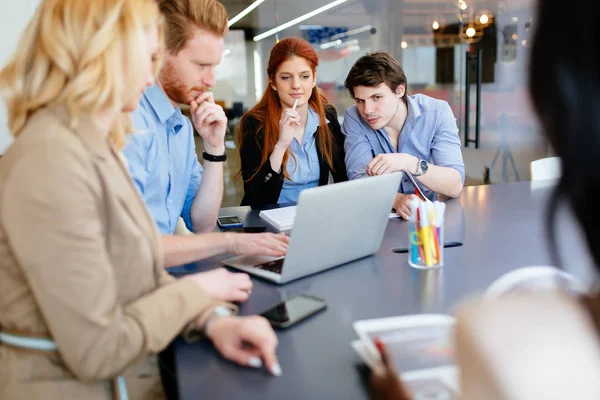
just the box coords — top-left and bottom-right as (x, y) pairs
(402, 46), (436, 87)
(0, 0), (39, 154)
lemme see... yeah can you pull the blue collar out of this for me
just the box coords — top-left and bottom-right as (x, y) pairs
(305, 107), (330, 135)
(143, 84), (184, 134)
(404, 95), (421, 131)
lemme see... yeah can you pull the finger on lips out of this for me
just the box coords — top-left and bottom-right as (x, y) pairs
(195, 91), (214, 104)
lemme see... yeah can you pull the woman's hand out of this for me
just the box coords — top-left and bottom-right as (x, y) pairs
(206, 315), (282, 376)
(277, 108), (300, 148)
(370, 342), (413, 400)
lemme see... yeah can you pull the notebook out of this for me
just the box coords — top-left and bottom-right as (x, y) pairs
(259, 206), (297, 231)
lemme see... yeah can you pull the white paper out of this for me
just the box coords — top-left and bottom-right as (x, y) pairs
(259, 206), (297, 231)
(352, 314), (459, 398)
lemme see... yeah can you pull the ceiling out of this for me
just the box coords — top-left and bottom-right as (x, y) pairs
(220, 0), (537, 32)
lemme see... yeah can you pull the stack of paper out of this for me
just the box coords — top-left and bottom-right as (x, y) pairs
(258, 206), (297, 231)
(352, 314), (460, 399)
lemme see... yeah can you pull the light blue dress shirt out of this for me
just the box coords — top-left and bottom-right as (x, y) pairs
(277, 107), (322, 204)
(122, 84), (202, 235)
(342, 94), (464, 200)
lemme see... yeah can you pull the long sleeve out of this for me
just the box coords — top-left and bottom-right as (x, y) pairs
(1, 143), (215, 382)
(431, 102), (465, 183)
(239, 117), (285, 207)
(342, 107), (374, 180)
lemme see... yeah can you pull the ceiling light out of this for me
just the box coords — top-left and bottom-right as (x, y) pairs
(401, 41), (408, 49)
(512, 16), (519, 22)
(222, 49), (231, 56)
(466, 27), (476, 37)
(432, 20), (440, 30)
(320, 38), (359, 50)
(479, 14), (489, 24)
(228, 0), (267, 27)
(459, 1), (468, 10)
(320, 39), (342, 49)
(254, 0), (349, 41)
(328, 25), (373, 41)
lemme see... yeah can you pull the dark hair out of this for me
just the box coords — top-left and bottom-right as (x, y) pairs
(529, 0), (600, 271)
(344, 51), (408, 100)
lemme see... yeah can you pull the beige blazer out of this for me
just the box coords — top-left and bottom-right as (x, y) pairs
(0, 106), (228, 400)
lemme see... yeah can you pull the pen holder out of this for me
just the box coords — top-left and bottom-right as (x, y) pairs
(408, 212), (444, 269)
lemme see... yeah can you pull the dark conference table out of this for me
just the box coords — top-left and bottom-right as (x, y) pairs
(169, 180), (594, 400)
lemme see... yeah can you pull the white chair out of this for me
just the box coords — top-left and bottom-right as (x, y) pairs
(530, 157), (561, 181)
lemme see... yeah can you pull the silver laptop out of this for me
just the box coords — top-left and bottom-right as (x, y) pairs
(223, 173), (403, 284)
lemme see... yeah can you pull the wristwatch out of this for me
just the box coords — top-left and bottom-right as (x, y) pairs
(202, 306), (234, 337)
(414, 158), (429, 176)
(202, 150), (227, 162)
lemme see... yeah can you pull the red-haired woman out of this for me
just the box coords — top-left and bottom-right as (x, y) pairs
(237, 37), (347, 208)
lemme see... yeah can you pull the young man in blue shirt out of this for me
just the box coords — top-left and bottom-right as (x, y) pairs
(123, 0), (288, 295)
(342, 52), (465, 220)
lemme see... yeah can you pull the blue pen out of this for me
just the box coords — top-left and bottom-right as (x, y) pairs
(409, 198), (420, 264)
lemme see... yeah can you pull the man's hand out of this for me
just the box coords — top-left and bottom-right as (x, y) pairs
(189, 268), (252, 302)
(366, 153), (416, 176)
(190, 91), (227, 154)
(393, 193), (419, 220)
(370, 342), (413, 400)
(206, 315), (282, 376)
(229, 232), (289, 258)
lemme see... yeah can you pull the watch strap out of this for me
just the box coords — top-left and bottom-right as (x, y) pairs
(202, 150), (227, 162)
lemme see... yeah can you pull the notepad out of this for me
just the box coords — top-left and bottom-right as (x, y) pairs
(353, 314), (459, 397)
(259, 206), (297, 231)
(402, 169), (431, 203)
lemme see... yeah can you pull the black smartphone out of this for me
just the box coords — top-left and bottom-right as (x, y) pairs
(260, 294), (327, 329)
(217, 215), (243, 229)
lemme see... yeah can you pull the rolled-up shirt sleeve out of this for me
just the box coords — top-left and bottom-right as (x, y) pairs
(431, 103), (465, 183)
(342, 108), (373, 180)
(181, 156), (202, 232)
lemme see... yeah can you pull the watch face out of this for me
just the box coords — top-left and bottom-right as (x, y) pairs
(420, 160), (429, 172)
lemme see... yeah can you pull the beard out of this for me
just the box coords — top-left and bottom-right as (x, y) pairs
(159, 60), (210, 105)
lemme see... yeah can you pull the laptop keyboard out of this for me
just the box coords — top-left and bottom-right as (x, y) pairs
(254, 258), (284, 274)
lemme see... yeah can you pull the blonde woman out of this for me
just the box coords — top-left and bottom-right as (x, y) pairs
(0, 1), (280, 399)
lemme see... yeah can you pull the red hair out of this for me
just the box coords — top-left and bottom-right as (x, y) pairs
(237, 37), (334, 181)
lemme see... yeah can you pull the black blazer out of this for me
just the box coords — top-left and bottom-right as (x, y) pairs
(239, 104), (348, 208)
